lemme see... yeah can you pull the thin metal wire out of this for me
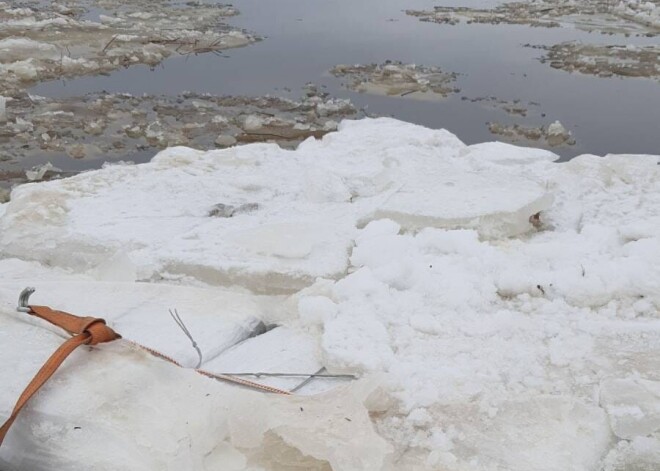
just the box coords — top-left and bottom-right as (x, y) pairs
(168, 308), (203, 369)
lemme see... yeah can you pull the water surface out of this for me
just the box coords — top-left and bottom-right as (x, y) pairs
(32, 0), (660, 159)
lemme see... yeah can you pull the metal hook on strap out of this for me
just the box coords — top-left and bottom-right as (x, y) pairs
(17, 287), (35, 313)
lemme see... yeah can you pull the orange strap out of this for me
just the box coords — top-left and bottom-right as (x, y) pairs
(0, 306), (120, 446)
(0, 305), (289, 447)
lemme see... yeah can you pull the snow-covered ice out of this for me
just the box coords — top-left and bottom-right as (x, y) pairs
(0, 304), (389, 471)
(0, 119), (552, 293)
(0, 118), (659, 470)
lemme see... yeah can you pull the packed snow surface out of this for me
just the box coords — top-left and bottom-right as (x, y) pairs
(0, 118), (659, 470)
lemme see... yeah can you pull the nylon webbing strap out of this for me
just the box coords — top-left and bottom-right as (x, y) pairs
(0, 305), (289, 447)
(0, 306), (120, 446)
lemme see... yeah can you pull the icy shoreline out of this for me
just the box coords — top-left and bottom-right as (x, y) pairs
(1, 118), (659, 470)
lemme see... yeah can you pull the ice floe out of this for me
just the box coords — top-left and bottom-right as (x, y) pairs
(1, 118), (659, 470)
(0, 119), (553, 291)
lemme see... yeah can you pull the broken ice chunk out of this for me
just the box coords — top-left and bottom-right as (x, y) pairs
(214, 134), (237, 148)
(600, 378), (660, 439)
(546, 120), (572, 147)
(369, 170), (553, 239)
(457, 397), (613, 471)
(25, 162), (61, 181)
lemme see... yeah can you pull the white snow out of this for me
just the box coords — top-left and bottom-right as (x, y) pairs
(0, 118), (552, 293)
(0, 118), (659, 470)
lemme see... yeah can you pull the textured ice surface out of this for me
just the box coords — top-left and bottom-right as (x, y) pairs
(601, 378), (660, 440)
(0, 310), (389, 471)
(601, 436), (660, 471)
(0, 118), (659, 470)
(0, 119), (551, 293)
(205, 327), (330, 393)
(0, 270), (266, 367)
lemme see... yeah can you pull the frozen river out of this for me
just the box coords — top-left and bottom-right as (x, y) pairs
(32, 0), (660, 159)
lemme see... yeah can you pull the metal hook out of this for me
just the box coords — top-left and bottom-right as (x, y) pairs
(17, 287), (36, 313)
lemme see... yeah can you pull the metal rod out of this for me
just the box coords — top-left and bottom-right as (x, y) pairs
(219, 372), (356, 379)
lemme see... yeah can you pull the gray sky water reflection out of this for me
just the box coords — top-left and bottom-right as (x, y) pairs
(32, 0), (660, 159)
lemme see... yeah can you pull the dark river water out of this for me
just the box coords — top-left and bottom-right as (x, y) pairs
(31, 0), (660, 160)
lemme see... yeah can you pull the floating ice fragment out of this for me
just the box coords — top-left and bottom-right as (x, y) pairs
(25, 162), (61, 182)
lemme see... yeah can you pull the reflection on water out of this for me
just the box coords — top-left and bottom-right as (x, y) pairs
(32, 0), (660, 159)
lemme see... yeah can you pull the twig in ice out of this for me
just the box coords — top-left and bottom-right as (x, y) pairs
(102, 35), (119, 54)
(169, 308), (203, 368)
